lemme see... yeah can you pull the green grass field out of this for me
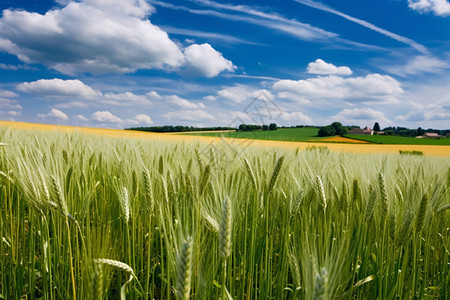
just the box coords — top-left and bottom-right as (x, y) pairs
(185, 127), (325, 142)
(346, 134), (450, 145)
(0, 126), (449, 299)
(184, 128), (450, 145)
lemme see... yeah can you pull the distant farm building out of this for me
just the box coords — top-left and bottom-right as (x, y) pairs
(349, 127), (373, 135)
(417, 132), (441, 139)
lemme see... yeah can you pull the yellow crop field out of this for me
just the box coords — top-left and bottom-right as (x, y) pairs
(309, 136), (370, 144)
(1, 120), (449, 156)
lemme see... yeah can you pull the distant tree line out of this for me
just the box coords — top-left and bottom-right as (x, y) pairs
(381, 127), (450, 137)
(238, 123), (277, 131)
(125, 125), (236, 133)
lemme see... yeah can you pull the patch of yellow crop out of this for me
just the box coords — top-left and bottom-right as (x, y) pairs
(313, 136), (370, 144)
(1, 121), (449, 156)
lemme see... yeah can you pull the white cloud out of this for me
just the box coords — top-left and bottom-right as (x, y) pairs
(49, 108), (69, 120)
(273, 74), (403, 104)
(0, 0), (184, 74)
(82, 0), (154, 18)
(331, 108), (390, 125)
(280, 111), (312, 124)
(38, 108), (69, 120)
(84, 111), (153, 125)
(103, 92), (151, 106)
(166, 95), (205, 109)
(0, 1), (236, 77)
(216, 85), (274, 103)
(164, 109), (215, 121)
(408, 0), (450, 16)
(17, 79), (100, 98)
(91, 111), (123, 123)
(203, 95), (217, 101)
(0, 98), (22, 110)
(396, 97), (450, 123)
(146, 91), (163, 100)
(17, 78), (159, 107)
(307, 59), (352, 75)
(0, 110), (21, 117)
(55, 101), (89, 109)
(182, 43), (235, 78)
(0, 90), (19, 98)
(75, 114), (88, 121)
(384, 55), (448, 76)
(134, 114), (153, 124)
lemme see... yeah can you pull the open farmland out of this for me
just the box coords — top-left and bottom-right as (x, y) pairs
(0, 124), (449, 299)
(183, 127), (325, 142)
(345, 134), (450, 145)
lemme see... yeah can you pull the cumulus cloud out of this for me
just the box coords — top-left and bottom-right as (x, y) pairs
(146, 91), (163, 100)
(91, 111), (123, 123)
(273, 74), (403, 104)
(103, 92), (151, 106)
(331, 108), (390, 125)
(216, 85), (274, 103)
(383, 55), (448, 76)
(181, 43), (235, 78)
(0, 1), (235, 77)
(17, 78), (157, 106)
(396, 97), (450, 123)
(90, 110), (153, 126)
(408, 0), (450, 16)
(166, 95), (206, 109)
(164, 109), (215, 121)
(75, 114), (88, 121)
(307, 59), (352, 75)
(38, 108), (69, 120)
(0, 98), (22, 110)
(203, 95), (217, 101)
(280, 111), (312, 123)
(17, 78), (100, 98)
(134, 114), (153, 124)
(0, 90), (19, 98)
(0, 0), (184, 74)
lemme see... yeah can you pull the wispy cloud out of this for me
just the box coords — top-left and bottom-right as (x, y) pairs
(294, 0), (428, 54)
(224, 74), (282, 81)
(161, 26), (260, 45)
(150, 0), (336, 41)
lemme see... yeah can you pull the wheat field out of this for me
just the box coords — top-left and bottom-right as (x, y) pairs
(0, 124), (449, 299)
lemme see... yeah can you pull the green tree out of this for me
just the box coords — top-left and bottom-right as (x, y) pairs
(269, 123), (277, 131)
(262, 125), (269, 131)
(373, 122), (380, 132)
(318, 125), (336, 137)
(418, 127), (424, 136)
(331, 122), (346, 136)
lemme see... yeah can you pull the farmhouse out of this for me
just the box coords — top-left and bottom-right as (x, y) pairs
(417, 132), (441, 139)
(349, 126), (373, 135)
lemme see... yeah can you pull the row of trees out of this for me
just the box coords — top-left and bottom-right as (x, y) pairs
(126, 125), (236, 133)
(238, 123), (277, 131)
(381, 126), (450, 137)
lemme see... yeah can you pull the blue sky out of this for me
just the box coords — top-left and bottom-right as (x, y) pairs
(1, 0), (449, 129)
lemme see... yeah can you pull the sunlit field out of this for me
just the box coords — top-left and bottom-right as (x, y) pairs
(1, 121), (449, 156)
(0, 123), (449, 299)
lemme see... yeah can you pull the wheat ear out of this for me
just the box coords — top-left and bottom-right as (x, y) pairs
(176, 237), (194, 300)
(220, 197), (232, 260)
